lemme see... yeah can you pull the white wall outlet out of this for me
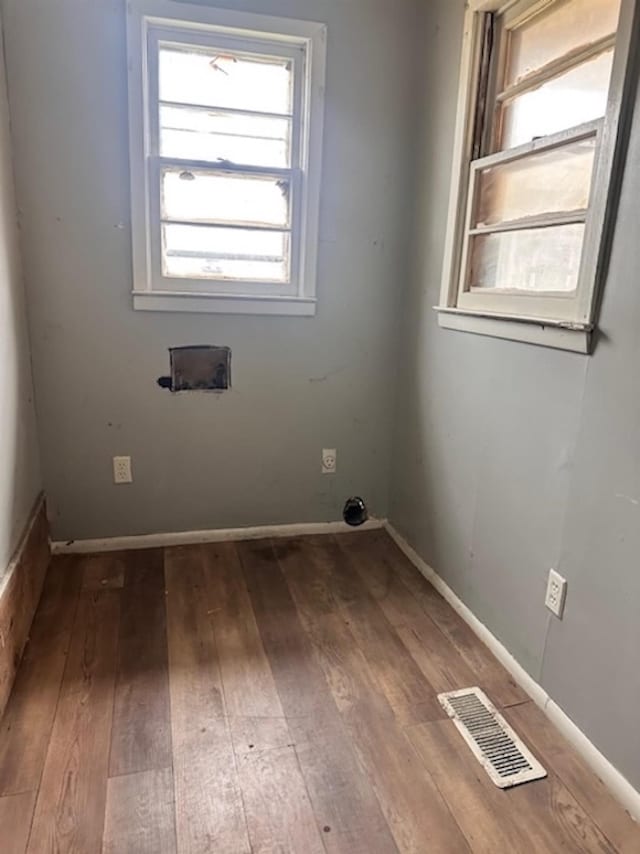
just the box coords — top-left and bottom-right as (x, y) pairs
(545, 569), (567, 619)
(322, 449), (337, 474)
(113, 455), (133, 484)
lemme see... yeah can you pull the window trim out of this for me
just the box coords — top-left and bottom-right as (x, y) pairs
(437, 0), (640, 352)
(126, 0), (327, 316)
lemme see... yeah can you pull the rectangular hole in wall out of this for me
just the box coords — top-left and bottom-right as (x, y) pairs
(168, 346), (231, 391)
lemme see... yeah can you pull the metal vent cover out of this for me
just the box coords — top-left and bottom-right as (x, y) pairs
(438, 688), (547, 789)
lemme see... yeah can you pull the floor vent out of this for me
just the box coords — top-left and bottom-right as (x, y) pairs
(438, 688), (547, 789)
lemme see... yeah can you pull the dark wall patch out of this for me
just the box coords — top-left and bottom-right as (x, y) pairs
(157, 346), (231, 392)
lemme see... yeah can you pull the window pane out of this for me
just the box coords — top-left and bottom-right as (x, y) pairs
(506, 0), (621, 87)
(160, 106), (291, 168)
(159, 45), (293, 115)
(161, 169), (290, 228)
(163, 224), (290, 281)
(501, 50), (613, 147)
(469, 224), (585, 292)
(475, 138), (595, 227)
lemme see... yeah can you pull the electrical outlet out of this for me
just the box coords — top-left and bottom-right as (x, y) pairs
(545, 569), (567, 619)
(113, 456), (133, 484)
(322, 449), (337, 474)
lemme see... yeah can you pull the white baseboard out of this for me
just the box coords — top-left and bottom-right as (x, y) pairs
(385, 522), (640, 824)
(51, 517), (386, 555)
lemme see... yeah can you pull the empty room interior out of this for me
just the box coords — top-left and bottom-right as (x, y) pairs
(2, 0), (640, 851)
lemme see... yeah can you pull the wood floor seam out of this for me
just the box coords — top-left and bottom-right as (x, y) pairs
(215, 542), (262, 854)
(105, 589), (123, 783)
(162, 556), (180, 854)
(292, 743), (332, 854)
(226, 701), (253, 854)
(401, 722), (475, 853)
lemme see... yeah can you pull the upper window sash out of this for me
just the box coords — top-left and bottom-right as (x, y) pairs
(145, 26), (306, 170)
(488, 4), (617, 156)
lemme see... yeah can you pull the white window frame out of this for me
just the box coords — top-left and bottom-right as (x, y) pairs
(437, 0), (639, 352)
(126, 0), (327, 316)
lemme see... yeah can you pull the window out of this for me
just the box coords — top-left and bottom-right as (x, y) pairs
(127, 1), (326, 315)
(438, 0), (638, 352)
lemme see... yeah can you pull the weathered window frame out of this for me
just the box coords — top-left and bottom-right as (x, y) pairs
(127, 0), (326, 316)
(437, 0), (640, 352)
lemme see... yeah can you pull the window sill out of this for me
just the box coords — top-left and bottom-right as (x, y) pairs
(133, 291), (317, 317)
(435, 307), (592, 353)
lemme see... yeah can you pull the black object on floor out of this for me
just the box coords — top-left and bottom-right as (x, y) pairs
(343, 497), (368, 527)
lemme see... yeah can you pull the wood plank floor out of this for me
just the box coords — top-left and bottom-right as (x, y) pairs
(0, 530), (638, 853)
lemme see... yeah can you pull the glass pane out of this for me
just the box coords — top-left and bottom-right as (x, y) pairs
(163, 224), (290, 281)
(160, 106), (291, 168)
(469, 224), (585, 292)
(501, 50), (613, 147)
(159, 44), (293, 115)
(161, 169), (290, 228)
(476, 138), (595, 227)
(506, 0), (621, 86)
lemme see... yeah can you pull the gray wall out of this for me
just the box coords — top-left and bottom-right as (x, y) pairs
(2, 0), (421, 541)
(390, 0), (640, 790)
(0, 9), (41, 576)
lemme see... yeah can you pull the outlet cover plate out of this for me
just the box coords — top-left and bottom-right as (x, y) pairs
(545, 569), (567, 619)
(322, 449), (337, 474)
(113, 456), (133, 484)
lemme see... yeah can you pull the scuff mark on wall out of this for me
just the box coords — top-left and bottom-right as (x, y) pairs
(309, 365), (348, 384)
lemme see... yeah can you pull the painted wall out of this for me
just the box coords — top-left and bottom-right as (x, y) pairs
(390, 0), (640, 790)
(0, 9), (42, 576)
(1, 0), (421, 540)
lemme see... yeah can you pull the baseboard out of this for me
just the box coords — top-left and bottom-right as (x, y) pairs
(385, 522), (640, 824)
(52, 517), (386, 555)
(0, 494), (50, 719)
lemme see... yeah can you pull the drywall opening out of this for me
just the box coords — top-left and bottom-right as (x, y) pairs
(158, 346), (231, 392)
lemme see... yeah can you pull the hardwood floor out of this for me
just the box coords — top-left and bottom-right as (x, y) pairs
(0, 530), (637, 853)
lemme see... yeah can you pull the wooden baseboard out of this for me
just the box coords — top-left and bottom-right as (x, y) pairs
(0, 495), (50, 719)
